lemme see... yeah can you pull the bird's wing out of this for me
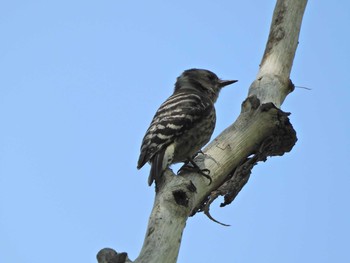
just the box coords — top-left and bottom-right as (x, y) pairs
(137, 91), (212, 169)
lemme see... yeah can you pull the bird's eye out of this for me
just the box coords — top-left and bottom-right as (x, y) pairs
(207, 75), (216, 81)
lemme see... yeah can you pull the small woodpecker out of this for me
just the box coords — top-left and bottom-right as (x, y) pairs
(137, 68), (237, 186)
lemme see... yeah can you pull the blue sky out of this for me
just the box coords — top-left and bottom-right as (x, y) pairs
(1, 1), (349, 263)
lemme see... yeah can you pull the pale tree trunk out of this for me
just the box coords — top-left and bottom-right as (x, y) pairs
(97, 0), (308, 262)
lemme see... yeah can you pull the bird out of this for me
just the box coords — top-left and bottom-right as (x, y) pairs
(137, 68), (237, 186)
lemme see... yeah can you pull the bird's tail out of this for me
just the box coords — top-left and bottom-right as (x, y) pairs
(148, 148), (166, 186)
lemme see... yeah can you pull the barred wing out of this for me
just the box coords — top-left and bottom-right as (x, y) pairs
(137, 91), (212, 169)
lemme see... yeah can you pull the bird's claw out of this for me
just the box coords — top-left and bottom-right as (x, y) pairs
(198, 168), (212, 185)
(178, 163), (212, 185)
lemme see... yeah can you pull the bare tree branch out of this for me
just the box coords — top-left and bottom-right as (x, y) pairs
(97, 0), (308, 262)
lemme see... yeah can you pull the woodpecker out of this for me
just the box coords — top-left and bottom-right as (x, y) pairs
(137, 69), (237, 186)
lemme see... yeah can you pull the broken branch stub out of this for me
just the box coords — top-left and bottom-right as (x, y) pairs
(192, 96), (297, 218)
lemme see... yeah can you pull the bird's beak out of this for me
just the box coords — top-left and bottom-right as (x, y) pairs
(218, 79), (238, 88)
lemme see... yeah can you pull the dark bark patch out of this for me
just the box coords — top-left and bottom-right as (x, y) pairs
(261, 1), (287, 65)
(187, 181), (197, 193)
(173, 190), (189, 207)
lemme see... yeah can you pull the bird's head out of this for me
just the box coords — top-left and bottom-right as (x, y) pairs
(174, 69), (237, 103)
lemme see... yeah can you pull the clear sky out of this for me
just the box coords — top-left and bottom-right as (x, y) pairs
(1, 1), (349, 263)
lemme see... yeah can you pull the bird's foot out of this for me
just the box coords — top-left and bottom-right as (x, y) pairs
(196, 168), (212, 185)
(177, 159), (212, 185)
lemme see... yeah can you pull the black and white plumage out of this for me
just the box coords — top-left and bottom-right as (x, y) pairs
(137, 69), (237, 186)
